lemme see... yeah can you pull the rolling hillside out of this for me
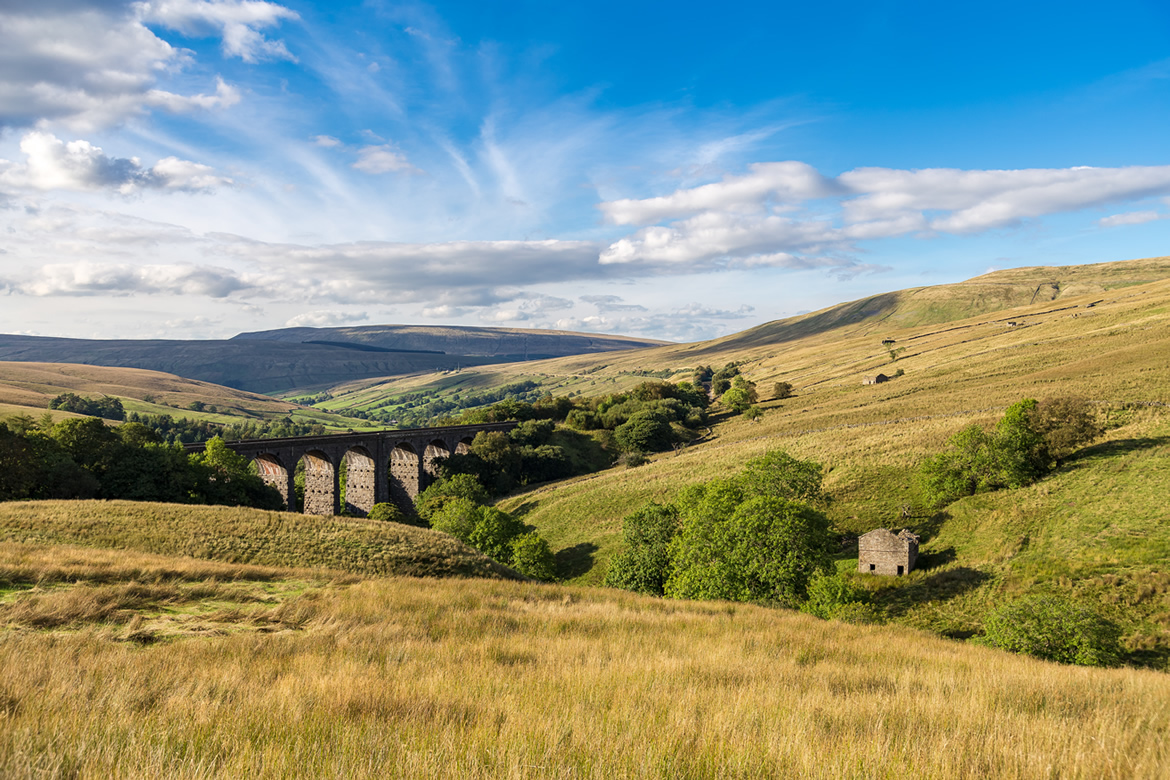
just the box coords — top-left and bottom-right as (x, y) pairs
(0, 325), (667, 394)
(300, 256), (1170, 421)
(0, 361), (385, 433)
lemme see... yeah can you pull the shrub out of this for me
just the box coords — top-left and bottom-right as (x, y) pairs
(801, 572), (869, 620)
(368, 502), (407, 523)
(772, 382), (794, 399)
(510, 532), (557, 581)
(720, 377), (758, 413)
(980, 595), (1122, 666)
(617, 451), (649, 469)
(742, 406), (763, 422)
(467, 507), (525, 563)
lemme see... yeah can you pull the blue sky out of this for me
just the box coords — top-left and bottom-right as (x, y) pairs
(2, 0), (1169, 342)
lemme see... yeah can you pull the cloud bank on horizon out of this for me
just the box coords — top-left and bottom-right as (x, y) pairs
(1, 0), (1169, 342)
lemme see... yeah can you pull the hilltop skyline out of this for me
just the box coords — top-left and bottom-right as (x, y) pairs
(2, 0), (1169, 342)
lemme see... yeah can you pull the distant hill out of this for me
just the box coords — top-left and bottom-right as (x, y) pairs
(232, 324), (670, 359)
(0, 325), (669, 394)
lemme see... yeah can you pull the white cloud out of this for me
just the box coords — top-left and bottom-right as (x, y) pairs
(838, 165), (1170, 232)
(0, 131), (231, 193)
(284, 309), (369, 327)
(1098, 210), (1166, 227)
(595, 162), (1170, 270)
(135, 0), (300, 63)
(353, 144), (421, 174)
(600, 161), (836, 225)
(0, 3), (247, 131)
(8, 261), (252, 297)
(313, 135), (341, 147)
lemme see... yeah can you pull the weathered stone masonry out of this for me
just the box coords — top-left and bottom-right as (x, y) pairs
(185, 422), (516, 517)
(858, 528), (920, 576)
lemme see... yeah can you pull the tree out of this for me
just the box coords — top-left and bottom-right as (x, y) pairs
(1028, 396), (1102, 466)
(720, 376), (758, 413)
(772, 382), (794, 400)
(981, 595), (1122, 666)
(801, 571), (871, 620)
(737, 450), (827, 505)
(614, 409), (675, 453)
(604, 502), (680, 595)
(429, 497), (481, 543)
(666, 491), (833, 606)
(510, 532), (557, 581)
(414, 474), (491, 522)
(467, 506), (526, 563)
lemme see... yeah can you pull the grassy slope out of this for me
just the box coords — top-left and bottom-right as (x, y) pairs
(308, 256), (1170, 417)
(0, 500), (521, 581)
(0, 361), (385, 432)
(2, 557), (1169, 777)
(466, 261), (1170, 662)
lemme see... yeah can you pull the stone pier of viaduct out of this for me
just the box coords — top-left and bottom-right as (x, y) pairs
(184, 422), (516, 517)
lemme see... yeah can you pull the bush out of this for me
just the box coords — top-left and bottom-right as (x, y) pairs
(414, 474), (491, 522)
(980, 595), (1122, 666)
(801, 572), (869, 620)
(772, 382), (794, 400)
(742, 406), (763, 422)
(617, 451), (649, 469)
(368, 502), (407, 523)
(510, 532), (557, 581)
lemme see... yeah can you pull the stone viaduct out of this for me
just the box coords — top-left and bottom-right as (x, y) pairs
(184, 422), (516, 517)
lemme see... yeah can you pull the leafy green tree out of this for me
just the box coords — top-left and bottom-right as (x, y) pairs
(980, 595), (1122, 666)
(737, 450), (827, 505)
(510, 532), (557, 581)
(1028, 396), (1103, 466)
(50, 416), (120, 476)
(414, 474), (491, 522)
(666, 491), (832, 606)
(0, 424), (39, 501)
(190, 436), (283, 509)
(720, 376), (758, 413)
(467, 506), (525, 563)
(614, 409), (675, 453)
(429, 497), (481, 543)
(604, 502), (680, 595)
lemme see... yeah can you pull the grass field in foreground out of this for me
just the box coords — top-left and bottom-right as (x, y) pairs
(1, 563), (1167, 779)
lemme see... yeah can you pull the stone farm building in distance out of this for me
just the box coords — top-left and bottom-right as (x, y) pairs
(858, 528), (920, 576)
(863, 373), (889, 385)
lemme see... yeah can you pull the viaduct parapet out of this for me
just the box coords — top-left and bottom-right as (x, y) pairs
(184, 422), (516, 517)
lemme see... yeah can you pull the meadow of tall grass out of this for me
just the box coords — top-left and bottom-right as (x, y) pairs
(2, 571), (1169, 778)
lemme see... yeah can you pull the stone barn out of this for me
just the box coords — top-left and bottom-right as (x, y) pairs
(858, 528), (920, 576)
(862, 374), (889, 385)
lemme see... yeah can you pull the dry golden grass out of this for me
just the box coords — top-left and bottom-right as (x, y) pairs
(0, 361), (299, 415)
(1, 574), (1167, 778)
(0, 500), (522, 581)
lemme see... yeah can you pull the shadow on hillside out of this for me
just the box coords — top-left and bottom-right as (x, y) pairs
(915, 547), (957, 570)
(510, 501), (537, 518)
(555, 543), (598, 580)
(1061, 436), (1170, 470)
(876, 566), (993, 621)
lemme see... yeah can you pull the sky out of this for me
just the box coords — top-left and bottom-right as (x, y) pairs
(1, 0), (1169, 343)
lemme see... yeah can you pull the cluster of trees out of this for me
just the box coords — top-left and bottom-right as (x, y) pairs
(119, 412), (328, 445)
(604, 451), (851, 610)
(410, 474), (556, 580)
(446, 380), (712, 467)
(918, 397), (1103, 507)
(0, 416), (282, 509)
(48, 393), (125, 421)
(695, 363), (766, 417)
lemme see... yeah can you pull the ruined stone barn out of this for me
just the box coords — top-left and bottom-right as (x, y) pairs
(863, 374), (889, 385)
(858, 528), (920, 576)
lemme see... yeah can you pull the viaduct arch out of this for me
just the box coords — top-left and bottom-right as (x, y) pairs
(184, 422), (515, 517)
